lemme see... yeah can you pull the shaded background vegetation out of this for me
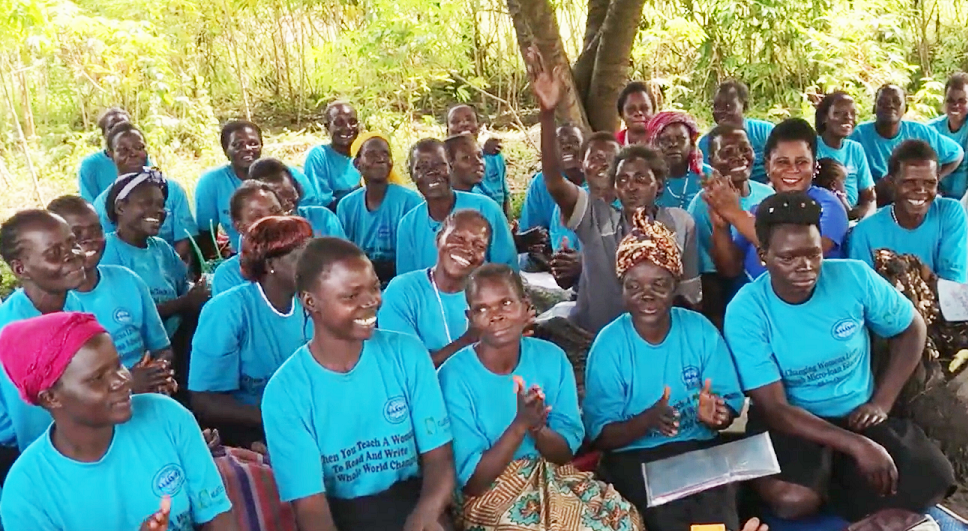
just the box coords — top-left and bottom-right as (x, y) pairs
(1, 0), (967, 220)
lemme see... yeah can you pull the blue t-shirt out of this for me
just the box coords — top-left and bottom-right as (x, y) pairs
(519, 172), (557, 231)
(734, 186), (849, 279)
(929, 115), (968, 198)
(77, 150), (117, 202)
(378, 269), (468, 352)
(94, 179), (199, 248)
(337, 185), (423, 265)
(688, 181), (774, 274)
(724, 259), (915, 418)
(296, 205), (347, 239)
(73, 265), (171, 368)
(396, 191), (518, 275)
(101, 233), (188, 337)
(583, 310), (744, 452)
(849, 120), (964, 182)
(847, 198), (968, 282)
(262, 331), (452, 501)
(189, 282), (311, 406)
(479, 152), (510, 208)
(304, 144), (359, 205)
(0, 290), (85, 450)
(0, 394), (232, 531)
(816, 137), (875, 207)
(194, 164), (322, 250)
(656, 164), (712, 210)
(699, 118), (774, 183)
(211, 255), (244, 297)
(550, 204), (580, 252)
(437, 338), (583, 487)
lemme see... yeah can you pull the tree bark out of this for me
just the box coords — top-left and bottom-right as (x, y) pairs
(585, 0), (648, 132)
(573, 0), (611, 108)
(505, 0), (589, 131)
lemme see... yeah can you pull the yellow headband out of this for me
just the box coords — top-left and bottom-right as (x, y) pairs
(350, 132), (407, 186)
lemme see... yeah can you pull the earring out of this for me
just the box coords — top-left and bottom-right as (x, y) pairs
(269, 269), (275, 274)
(813, 161), (820, 179)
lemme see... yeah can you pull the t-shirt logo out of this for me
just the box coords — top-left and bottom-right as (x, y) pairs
(113, 308), (132, 325)
(383, 396), (408, 424)
(682, 366), (701, 389)
(377, 224), (391, 239)
(831, 318), (859, 340)
(152, 464), (186, 497)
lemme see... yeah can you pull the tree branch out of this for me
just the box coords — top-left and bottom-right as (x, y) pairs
(585, 0), (648, 132)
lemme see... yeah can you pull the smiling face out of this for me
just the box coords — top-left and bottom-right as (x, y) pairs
(622, 261), (676, 329)
(893, 160), (939, 220)
(467, 276), (530, 349)
(59, 205), (105, 273)
(116, 184), (166, 238)
(449, 139), (485, 189)
(234, 189), (285, 236)
(302, 254), (381, 341)
(710, 130), (755, 185)
(713, 88), (744, 127)
(761, 224), (823, 302)
(767, 140), (814, 193)
(656, 123), (692, 169)
(326, 103), (360, 151)
(108, 131), (148, 175)
(225, 127), (263, 172)
(355, 137), (392, 184)
(260, 175), (299, 214)
(622, 91), (654, 134)
(447, 105), (479, 137)
(875, 86), (906, 126)
(583, 139), (621, 194)
(11, 216), (86, 293)
(614, 157), (661, 213)
(42, 333), (133, 426)
(825, 97), (857, 138)
(412, 145), (452, 200)
(436, 216), (489, 280)
(557, 126), (583, 171)
(945, 86), (968, 126)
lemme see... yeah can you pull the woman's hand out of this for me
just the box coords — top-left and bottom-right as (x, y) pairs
(550, 238), (582, 285)
(644, 386), (679, 437)
(483, 137), (503, 156)
(741, 517), (769, 531)
(140, 496), (171, 531)
(697, 379), (732, 430)
(701, 171), (743, 222)
(186, 276), (212, 310)
(202, 428), (221, 450)
(131, 354), (177, 395)
(848, 402), (888, 432)
(513, 377), (550, 432)
(850, 436), (898, 496)
(525, 44), (564, 112)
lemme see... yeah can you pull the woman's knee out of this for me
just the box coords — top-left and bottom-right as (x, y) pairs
(759, 482), (823, 520)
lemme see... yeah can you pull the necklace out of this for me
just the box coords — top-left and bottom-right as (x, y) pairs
(664, 175), (691, 209)
(428, 268), (466, 344)
(890, 204), (898, 225)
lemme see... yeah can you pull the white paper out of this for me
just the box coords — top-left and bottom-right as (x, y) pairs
(521, 271), (567, 292)
(937, 278), (968, 322)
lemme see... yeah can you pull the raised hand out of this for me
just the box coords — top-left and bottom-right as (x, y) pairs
(525, 44), (564, 112)
(483, 137), (503, 156)
(697, 379), (732, 429)
(646, 386), (679, 437)
(140, 495), (171, 531)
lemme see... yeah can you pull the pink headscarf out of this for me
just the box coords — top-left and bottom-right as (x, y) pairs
(0, 312), (106, 405)
(646, 111), (704, 176)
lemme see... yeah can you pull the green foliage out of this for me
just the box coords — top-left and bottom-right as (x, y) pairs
(1, 0), (967, 216)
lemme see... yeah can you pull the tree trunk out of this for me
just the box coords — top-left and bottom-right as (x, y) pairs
(585, 0), (647, 132)
(573, 0), (611, 105)
(505, 0), (589, 131)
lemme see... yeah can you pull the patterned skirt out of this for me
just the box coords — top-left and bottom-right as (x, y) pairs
(456, 457), (644, 531)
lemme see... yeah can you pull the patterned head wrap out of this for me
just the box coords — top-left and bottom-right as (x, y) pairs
(350, 132), (407, 186)
(0, 312), (107, 405)
(113, 166), (168, 205)
(615, 208), (683, 279)
(646, 111), (704, 176)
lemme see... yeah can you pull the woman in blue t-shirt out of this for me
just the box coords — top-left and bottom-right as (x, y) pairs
(647, 111), (710, 210)
(77, 107), (130, 201)
(190, 216), (313, 449)
(815, 91), (876, 219)
(439, 264), (643, 531)
(261, 238), (455, 531)
(379, 209), (490, 366)
(724, 191), (953, 522)
(248, 157), (346, 241)
(583, 208), (744, 531)
(0, 312), (234, 531)
(211, 181), (286, 296)
(47, 195), (175, 395)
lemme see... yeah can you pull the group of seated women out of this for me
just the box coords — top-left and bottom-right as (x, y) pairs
(0, 43), (965, 531)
